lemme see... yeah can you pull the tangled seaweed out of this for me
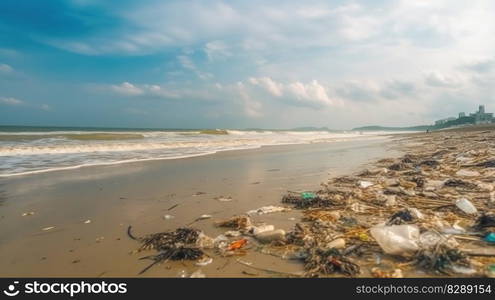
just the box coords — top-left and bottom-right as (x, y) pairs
(415, 245), (470, 275)
(127, 226), (205, 274)
(282, 193), (336, 209)
(305, 248), (360, 277)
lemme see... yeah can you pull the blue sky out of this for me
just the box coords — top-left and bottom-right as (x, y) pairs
(1, 0), (495, 129)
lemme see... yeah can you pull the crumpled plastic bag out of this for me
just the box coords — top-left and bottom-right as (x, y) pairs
(370, 224), (420, 256)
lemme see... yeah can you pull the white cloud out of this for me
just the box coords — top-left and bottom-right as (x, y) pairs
(424, 71), (462, 87)
(0, 96), (23, 106)
(111, 82), (144, 96)
(0, 63), (13, 73)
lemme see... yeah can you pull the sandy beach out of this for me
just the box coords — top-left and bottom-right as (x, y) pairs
(0, 136), (398, 277)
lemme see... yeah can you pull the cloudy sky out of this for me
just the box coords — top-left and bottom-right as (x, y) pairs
(1, 0), (495, 129)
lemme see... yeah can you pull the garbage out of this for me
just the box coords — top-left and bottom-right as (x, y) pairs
(255, 229), (286, 244)
(474, 214), (495, 230)
(282, 191), (337, 209)
(326, 238), (346, 249)
(370, 224), (420, 256)
(305, 248), (360, 276)
(224, 230), (242, 237)
(301, 192), (317, 200)
(387, 210), (415, 225)
(454, 198), (478, 215)
(250, 224), (275, 235)
(215, 215), (252, 230)
(42, 226), (55, 231)
(195, 214), (212, 221)
(485, 232), (495, 243)
(125, 129), (495, 277)
(195, 257), (213, 266)
(247, 205), (288, 216)
(215, 196), (232, 202)
(228, 239), (248, 251)
(415, 244), (471, 275)
(358, 181), (374, 188)
(163, 214), (174, 220)
(22, 212), (35, 217)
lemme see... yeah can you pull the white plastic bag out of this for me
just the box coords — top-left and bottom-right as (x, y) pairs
(370, 224), (420, 256)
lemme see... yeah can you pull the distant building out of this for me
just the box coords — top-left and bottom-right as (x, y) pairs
(469, 105), (493, 124)
(435, 105), (494, 127)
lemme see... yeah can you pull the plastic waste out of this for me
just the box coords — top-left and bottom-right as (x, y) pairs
(301, 192), (317, 200)
(251, 224), (275, 235)
(326, 238), (346, 249)
(195, 257), (213, 266)
(228, 239), (248, 251)
(359, 181), (374, 188)
(454, 198), (478, 214)
(247, 205), (287, 216)
(163, 214), (174, 220)
(370, 224), (420, 256)
(255, 229), (286, 243)
(485, 232), (495, 243)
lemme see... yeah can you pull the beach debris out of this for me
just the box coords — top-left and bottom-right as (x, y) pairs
(215, 215), (252, 230)
(126, 128), (495, 277)
(485, 232), (495, 243)
(387, 210), (415, 225)
(415, 244), (471, 275)
(195, 214), (212, 221)
(127, 226), (208, 274)
(370, 224), (420, 256)
(228, 239), (248, 251)
(305, 248), (360, 277)
(454, 198), (478, 215)
(215, 196), (232, 202)
(255, 229), (286, 244)
(42, 226), (55, 231)
(282, 192), (335, 209)
(22, 212), (35, 217)
(163, 214), (175, 220)
(326, 238), (346, 249)
(247, 205), (288, 216)
(84, 220), (91, 224)
(193, 192), (206, 196)
(250, 224), (275, 235)
(474, 213), (495, 230)
(195, 257), (213, 266)
(358, 181), (374, 188)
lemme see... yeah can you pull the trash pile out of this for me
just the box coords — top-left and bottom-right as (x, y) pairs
(128, 129), (495, 277)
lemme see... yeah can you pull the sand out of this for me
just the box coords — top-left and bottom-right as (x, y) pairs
(0, 137), (399, 277)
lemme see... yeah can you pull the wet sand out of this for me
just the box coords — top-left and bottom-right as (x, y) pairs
(0, 137), (399, 277)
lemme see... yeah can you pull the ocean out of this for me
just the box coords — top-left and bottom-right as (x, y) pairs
(0, 125), (387, 177)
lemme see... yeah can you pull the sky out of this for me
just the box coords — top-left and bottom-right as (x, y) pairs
(1, 0), (495, 130)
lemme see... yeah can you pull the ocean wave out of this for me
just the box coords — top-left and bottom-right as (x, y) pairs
(0, 129), (389, 177)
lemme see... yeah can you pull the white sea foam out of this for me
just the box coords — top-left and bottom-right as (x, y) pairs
(0, 129), (389, 177)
